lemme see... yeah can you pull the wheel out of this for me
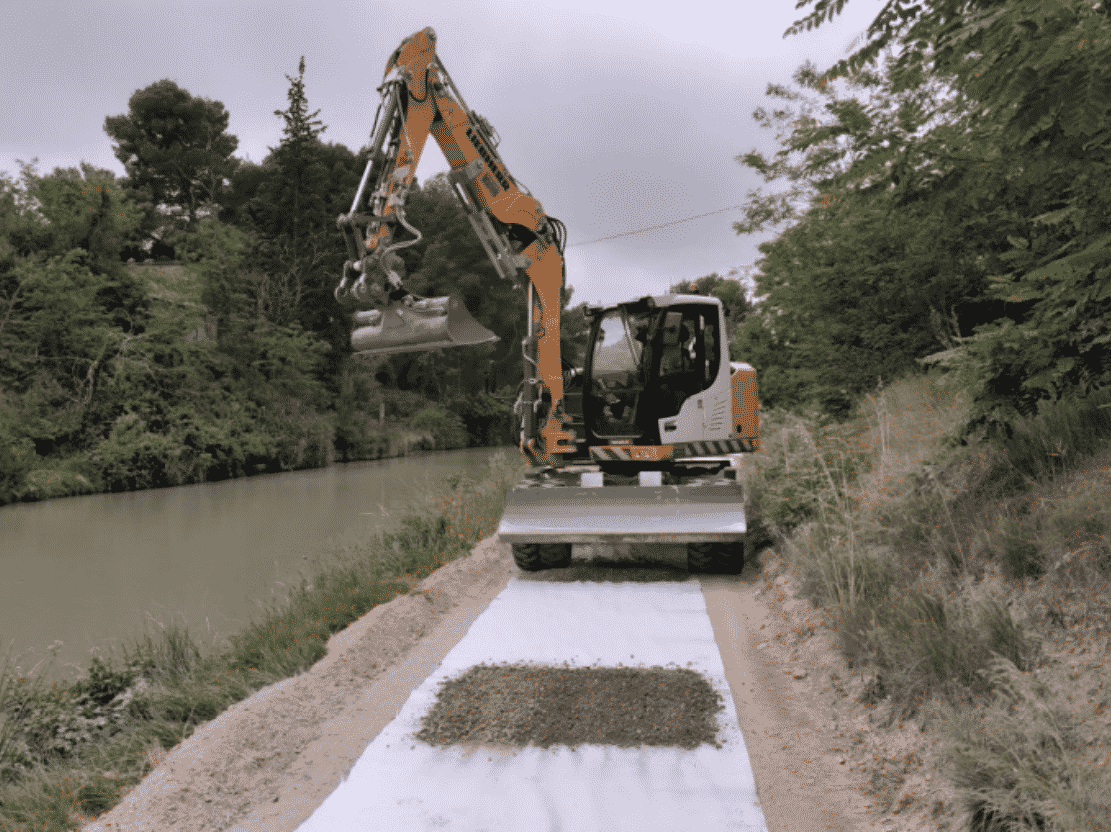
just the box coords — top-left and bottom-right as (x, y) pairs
(687, 542), (745, 575)
(513, 543), (573, 571)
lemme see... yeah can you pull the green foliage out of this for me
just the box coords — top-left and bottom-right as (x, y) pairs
(257, 55), (327, 236)
(174, 217), (251, 269)
(18, 467), (97, 502)
(76, 776), (129, 815)
(768, 0), (1111, 437)
(333, 367), (392, 462)
(668, 272), (751, 326)
(0, 250), (145, 459)
(241, 58), (346, 341)
(174, 217), (255, 322)
(91, 411), (192, 491)
(971, 386), (1111, 501)
(937, 657), (1108, 832)
(732, 54), (983, 414)
(7, 658), (143, 765)
(448, 390), (515, 447)
(560, 301), (591, 369)
(104, 79), (239, 227)
(410, 405), (469, 450)
(0, 431), (36, 505)
(928, 228), (1111, 435)
(13, 161), (146, 274)
(1, 62), (535, 512)
(69, 659), (138, 712)
(747, 409), (866, 535)
(258, 392), (335, 472)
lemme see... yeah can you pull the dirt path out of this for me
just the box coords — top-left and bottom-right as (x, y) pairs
(82, 540), (960, 832)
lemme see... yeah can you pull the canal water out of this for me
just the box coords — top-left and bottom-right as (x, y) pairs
(0, 447), (507, 685)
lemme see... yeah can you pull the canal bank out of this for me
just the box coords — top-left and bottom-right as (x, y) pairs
(0, 447), (517, 688)
(0, 448), (526, 824)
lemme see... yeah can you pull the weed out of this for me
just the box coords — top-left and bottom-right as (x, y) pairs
(985, 514), (1047, 581)
(974, 387), (1111, 501)
(929, 658), (1111, 832)
(75, 774), (126, 815)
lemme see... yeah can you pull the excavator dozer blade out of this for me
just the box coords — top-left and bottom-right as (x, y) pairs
(351, 295), (498, 357)
(497, 484), (747, 545)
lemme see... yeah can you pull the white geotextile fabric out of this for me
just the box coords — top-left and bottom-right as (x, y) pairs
(296, 579), (768, 831)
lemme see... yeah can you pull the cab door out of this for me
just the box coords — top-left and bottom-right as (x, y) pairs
(655, 303), (726, 442)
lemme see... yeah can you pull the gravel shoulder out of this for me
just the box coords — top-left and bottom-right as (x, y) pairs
(81, 539), (960, 832)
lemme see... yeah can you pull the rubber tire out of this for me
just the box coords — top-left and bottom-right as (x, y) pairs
(687, 542), (745, 575)
(513, 543), (573, 571)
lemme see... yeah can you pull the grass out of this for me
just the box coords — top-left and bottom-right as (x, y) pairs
(744, 371), (1111, 831)
(0, 449), (527, 831)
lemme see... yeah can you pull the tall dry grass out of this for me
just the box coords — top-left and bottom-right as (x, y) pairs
(746, 371), (1111, 830)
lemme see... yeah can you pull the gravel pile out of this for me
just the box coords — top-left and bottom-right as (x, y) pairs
(415, 662), (725, 750)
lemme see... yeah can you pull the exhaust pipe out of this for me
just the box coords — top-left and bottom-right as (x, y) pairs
(351, 295), (499, 356)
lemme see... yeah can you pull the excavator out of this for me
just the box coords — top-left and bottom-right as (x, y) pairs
(334, 27), (759, 574)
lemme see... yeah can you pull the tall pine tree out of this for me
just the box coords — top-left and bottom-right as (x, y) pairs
(247, 57), (333, 329)
(253, 56), (327, 241)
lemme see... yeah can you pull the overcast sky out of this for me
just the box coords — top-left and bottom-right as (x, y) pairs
(1, 0), (888, 307)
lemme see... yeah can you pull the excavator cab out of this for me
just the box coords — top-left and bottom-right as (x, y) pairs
(583, 295), (724, 449)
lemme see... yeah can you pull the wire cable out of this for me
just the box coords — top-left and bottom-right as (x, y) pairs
(565, 204), (744, 247)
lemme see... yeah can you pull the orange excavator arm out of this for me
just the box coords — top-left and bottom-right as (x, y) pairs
(333, 27), (574, 467)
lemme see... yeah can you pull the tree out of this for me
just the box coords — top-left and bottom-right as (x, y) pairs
(560, 298), (591, 371)
(174, 218), (255, 325)
(247, 57), (328, 244)
(104, 79), (239, 228)
(728, 51), (989, 413)
(668, 273), (751, 326)
(1, 162), (149, 341)
(0, 250), (137, 454)
(782, 0), (1111, 434)
(243, 57), (354, 363)
(19, 162), (145, 274)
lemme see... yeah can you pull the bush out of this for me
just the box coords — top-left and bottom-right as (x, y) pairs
(19, 467), (97, 501)
(449, 391), (514, 446)
(334, 417), (392, 462)
(77, 775), (129, 814)
(90, 412), (181, 491)
(409, 406), (469, 451)
(259, 395), (334, 471)
(980, 386), (1111, 494)
(381, 388), (436, 421)
(377, 514), (468, 578)
(0, 432), (36, 505)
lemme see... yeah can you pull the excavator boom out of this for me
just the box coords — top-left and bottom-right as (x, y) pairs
(334, 26), (574, 466)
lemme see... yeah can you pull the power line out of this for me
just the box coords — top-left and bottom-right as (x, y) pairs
(565, 204), (745, 247)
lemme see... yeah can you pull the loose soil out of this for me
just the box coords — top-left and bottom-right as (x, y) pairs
(80, 537), (976, 832)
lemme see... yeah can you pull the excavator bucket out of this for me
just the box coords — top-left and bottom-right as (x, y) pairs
(350, 295), (498, 356)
